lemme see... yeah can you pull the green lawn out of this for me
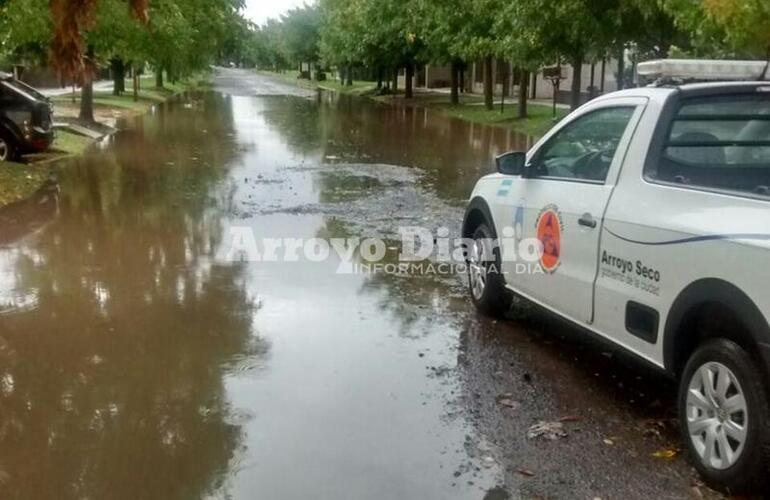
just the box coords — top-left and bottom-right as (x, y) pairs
(317, 79), (378, 96)
(260, 70), (566, 137)
(51, 74), (212, 113)
(430, 100), (568, 137)
(259, 70), (378, 96)
(0, 161), (52, 207)
(52, 130), (94, 155)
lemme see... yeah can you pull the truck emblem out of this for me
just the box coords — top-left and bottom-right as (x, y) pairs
(536, 205), (563, 273)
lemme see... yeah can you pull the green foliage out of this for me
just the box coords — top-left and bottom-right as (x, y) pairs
(0, 0), (251, 77)
(281, 4), (322, 66)
(0, 0), (52, 66)
(662, 0), (770, 57)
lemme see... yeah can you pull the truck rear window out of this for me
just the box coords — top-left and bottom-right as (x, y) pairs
(656, 94), (770, 197)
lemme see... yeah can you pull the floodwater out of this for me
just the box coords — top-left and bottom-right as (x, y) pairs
(0, 69), (717, 499)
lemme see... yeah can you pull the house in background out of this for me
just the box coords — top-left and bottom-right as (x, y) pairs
(411, 56), (625, 105)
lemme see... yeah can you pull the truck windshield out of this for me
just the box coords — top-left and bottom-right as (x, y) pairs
(657, 93), (770, 197)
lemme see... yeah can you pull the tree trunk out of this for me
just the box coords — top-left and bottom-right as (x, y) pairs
(133, 67), (139, 102)
(156, 67), (164, 89)
(570, 53), (583, 111)
(392, 67), (398, 93)
(531, 71), (537, 99)
(346, 65), (353, 86)
(616, 46), (625, 90)
(483, 57), (493, 111)
(111, 58), (126, 96)
(600, 58), (606, 93)
(405, 63), (414, 98)
(79, 46), (95, 123)
(518, 69), (529, 119)
(377, 67), (383, 89)
(450, 60), (460, 105)
(80, 78), (94, 123)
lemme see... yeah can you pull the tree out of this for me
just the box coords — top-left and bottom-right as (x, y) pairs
(417, 0), (472, 105)
(49, 0), (148, 82)
(281, 5), (322, 76)
(495, 0), (551, 118)
(1, 0), (49, 68)
(451, 0), (499, 110)
(663, 0), (770, 57)
(319, 0), (366, 84)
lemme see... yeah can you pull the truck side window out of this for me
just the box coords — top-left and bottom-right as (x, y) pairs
(529, 107), (636, 183)
(654, 94), (770, 197)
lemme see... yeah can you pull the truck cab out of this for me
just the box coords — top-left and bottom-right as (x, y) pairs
(463, 64), (770, 494)
(0, 72), (54, 162)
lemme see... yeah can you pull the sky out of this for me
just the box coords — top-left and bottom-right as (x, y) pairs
(243, 0), (310, 26)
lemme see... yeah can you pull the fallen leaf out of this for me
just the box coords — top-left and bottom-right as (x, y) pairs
(652, 448), (678, 459)
(603, 439), (614, 446)
(516, 468), (535, 477)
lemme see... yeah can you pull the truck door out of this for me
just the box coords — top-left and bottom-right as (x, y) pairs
(508, 99), (646, 324)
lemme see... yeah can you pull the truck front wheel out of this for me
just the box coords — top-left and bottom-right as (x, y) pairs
(678, 339), (770, 493)
(468, 223), (511, 317)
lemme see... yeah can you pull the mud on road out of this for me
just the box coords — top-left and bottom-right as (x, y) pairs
(0, 68), (720, 499)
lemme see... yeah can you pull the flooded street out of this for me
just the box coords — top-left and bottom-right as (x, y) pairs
(0, 69), (716, 499)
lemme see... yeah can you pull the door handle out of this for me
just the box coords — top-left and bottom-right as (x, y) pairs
(578, 213), (597, 229)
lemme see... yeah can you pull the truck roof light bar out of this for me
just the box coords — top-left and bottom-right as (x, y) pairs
(638, 59), (770, 84)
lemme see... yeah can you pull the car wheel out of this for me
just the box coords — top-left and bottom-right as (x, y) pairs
(0, 132), (17, 162)
(468, 223), (511, 317)
(679, 338), (770, 493)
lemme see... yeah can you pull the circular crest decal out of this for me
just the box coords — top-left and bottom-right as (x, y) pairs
(535, 206), (563, 273)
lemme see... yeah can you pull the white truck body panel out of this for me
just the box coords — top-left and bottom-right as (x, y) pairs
(468, 84), (770, 370)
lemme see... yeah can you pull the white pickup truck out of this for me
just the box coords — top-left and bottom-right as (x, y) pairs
(463, 78), (770, 493)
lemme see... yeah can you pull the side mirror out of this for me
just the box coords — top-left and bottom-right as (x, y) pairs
(495, 151), (527, 176)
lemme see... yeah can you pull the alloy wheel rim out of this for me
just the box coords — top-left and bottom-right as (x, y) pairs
(0, 139), (8, 161)
(686, 361), (748, 470)
(468, 239), (488, 300)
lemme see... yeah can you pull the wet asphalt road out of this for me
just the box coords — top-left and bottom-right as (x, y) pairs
(0, 68), (721, 499)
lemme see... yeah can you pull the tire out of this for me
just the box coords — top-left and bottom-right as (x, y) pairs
(678, 338), (770, 493)
(468, 223), (512, 317)
(0, 131), (18, 163)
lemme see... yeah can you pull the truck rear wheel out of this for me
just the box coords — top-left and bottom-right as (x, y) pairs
(468, 223), (511, 317)
(678, 339), (770, 493)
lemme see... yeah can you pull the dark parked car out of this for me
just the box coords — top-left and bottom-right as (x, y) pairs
(0, 72), (54, 162)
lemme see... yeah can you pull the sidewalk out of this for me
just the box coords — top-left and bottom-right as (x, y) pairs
(38, 80), (113, 97)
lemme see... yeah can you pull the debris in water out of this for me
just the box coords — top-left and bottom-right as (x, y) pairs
(496, 393), (520, 409)
(652, 448), (679, 460)
(527, 421), (567, 440)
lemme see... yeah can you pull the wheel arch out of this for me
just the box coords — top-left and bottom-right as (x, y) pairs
(664, 278), (770, 377)
(0, 118), (23, 142)
(463, 196), (498, 240)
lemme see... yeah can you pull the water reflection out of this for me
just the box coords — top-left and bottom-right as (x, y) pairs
(260, 91), (536, 200)
(0, 93), (265, 499)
